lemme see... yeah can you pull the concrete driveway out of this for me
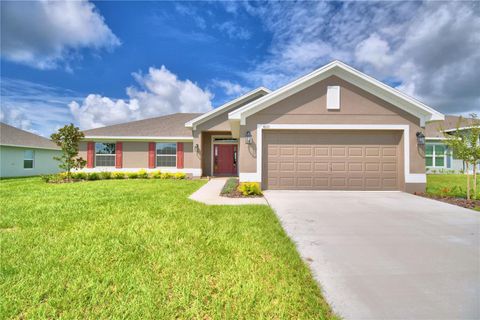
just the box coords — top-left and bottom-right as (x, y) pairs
(264, 191), (480, 319)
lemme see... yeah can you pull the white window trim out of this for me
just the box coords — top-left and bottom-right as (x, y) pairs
(156, 142), (177, 168)
(426, 143), (449, 169)
(327, 86), (340, 110)
(23, 149), (35, 170)
(238, 124), (426, 184)
(95, 142), (116, 167)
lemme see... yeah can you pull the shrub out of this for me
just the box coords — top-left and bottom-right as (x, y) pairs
(160, 172), (173, 179)
(174, 172), (186, 180)
(127, 172), (138, 179)
(100, 171), (112, 180)
(72, 171), (87, 180)
(137, 169), (148, 179)
(112, 172), (125, 179)
(221, 178), (238, 195)
(237, 182), (262, 196)
(87, 172), (100, 180)
(151, 170), (162, 179)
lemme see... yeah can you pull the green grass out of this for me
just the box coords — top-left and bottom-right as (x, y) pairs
(0, 177), (335, 319)
(427, 174), (480, 199)
(220, 178), (238, 196)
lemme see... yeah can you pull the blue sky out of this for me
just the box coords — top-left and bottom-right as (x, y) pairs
(1, 1), (479, 136)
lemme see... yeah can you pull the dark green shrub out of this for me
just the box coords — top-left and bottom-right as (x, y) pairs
(72, 171), (87, 180)
(137, 169), (148, 179)
(100, 171), (112, 180)
(151, 170), (162, 179)
(87, 172), (100, 180)
(127, 172), (138, 179)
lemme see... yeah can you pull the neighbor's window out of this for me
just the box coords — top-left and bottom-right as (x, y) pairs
(426, 144), (446, 168)
(95, 143), (116, 167)
(24, 150), (34, 169)
(156, 143), (176, 167)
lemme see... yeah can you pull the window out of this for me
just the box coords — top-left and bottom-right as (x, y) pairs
(426, 144), (447, 168)
(24, 150), (34, 169)
(156, 143), (176, 167)
(95, 143), (116, 167)
(327, 86), (340, 110)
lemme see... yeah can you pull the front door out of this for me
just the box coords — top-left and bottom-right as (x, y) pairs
(213, 144), (237, 176)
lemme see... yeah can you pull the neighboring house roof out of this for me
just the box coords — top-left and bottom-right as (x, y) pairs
(228, 60), (445, 126)
(0, 122), (60, 150)
(82, 113), (201, 140)
(426, 115), (477, 138)
(185, 87), (270, 129)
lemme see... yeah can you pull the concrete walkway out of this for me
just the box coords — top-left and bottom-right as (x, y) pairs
(189, 178), (268, 205)
(264, 190), (480, 320)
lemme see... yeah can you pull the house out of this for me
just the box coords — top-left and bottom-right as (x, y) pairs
(425, 115), (478, 173)
(79, 60), (444, 193)
(0, 122), (61, 177)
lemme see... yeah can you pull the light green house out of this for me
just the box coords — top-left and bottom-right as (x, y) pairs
(0, 122), (61, 178)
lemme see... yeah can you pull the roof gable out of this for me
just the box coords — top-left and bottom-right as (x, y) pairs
(228, 61), (444, 127)
(0, 122), (60, 150)
(185, 87), (270, 130)
(83, 113), (200, 139)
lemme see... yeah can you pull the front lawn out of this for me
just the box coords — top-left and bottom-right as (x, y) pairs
(0, 178), (334, 319)
(427, 174), (480, 199)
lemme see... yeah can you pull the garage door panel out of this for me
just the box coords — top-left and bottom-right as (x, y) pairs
(264, 130), (402, 190)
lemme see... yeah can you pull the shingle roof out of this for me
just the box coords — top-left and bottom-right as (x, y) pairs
(82, 113), (201, 137)
(0, 122), (60, 150)
(426, 115), (476, 138)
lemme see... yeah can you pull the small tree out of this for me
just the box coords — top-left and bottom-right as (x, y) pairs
(467, 114), (480, 199)
(443, 115), (480, 199)
(51, 124), (86, 181)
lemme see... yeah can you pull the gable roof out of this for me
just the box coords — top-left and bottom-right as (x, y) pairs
(83, 113), (201, 140)
(0, 122), (60, 150)
(426, 115), (477, 138)
(228, 60), (444, 126)
(185, 87), (270, 130)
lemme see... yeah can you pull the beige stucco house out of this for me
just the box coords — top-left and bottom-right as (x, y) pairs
(80, 61), (444, 193)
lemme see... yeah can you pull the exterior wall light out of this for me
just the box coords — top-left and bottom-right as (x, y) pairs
(245, 131), (253, 144)
(194, 144), (200, 152)
(416, 132), (425, 145)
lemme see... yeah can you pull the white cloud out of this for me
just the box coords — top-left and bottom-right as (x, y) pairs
(70, 66), (213, 129)
(1, 78), (78, 136)
(215, 21), (251, 40)
(0, 0), (120, 69)
(223, 1), (479, 115)
(211, 79), (249, 96)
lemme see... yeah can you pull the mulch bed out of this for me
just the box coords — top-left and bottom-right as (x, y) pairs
(415, 193), (480, 210)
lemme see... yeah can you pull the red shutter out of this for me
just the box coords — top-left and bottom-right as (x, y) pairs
(148, 142), (156, 168)
(87, 141), (95, 168)
(177, 142), (184, 169)
(115, 142), (123, 168)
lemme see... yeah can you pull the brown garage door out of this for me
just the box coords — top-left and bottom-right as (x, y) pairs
(263, 130), (403, 190)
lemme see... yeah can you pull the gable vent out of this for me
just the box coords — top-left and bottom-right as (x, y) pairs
(327, 86), (340, 110)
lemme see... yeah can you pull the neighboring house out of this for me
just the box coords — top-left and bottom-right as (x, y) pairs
(425, 116), (478, 173)
(0, 122), (61, 177)
(80, 60), (444, 193)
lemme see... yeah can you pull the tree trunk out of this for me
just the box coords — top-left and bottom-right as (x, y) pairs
(474, 162), (478, 200)
(466, 162), (471, 200)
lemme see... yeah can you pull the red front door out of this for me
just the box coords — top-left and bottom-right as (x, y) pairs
(213, 144), (237, 175)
